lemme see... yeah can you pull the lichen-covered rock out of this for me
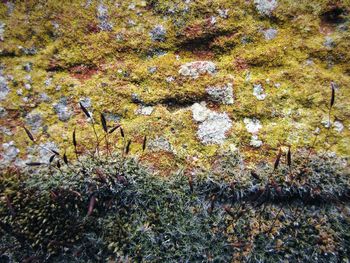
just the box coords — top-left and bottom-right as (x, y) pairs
(262, 28), (278, 40)
(148, 137), (173, 152)
(135, 106), (154, 116)
(150, 25), (166, 42)
(244, 118), (262, 134)
(179, 61), (216, 79)
(333, 121), (344, 133)
(25, 112), (42, 133)
(0, 73), (9, 101)
(250, 135), (263, 148)
(0, 106), (7, 118)
(191, 102), (211, 122)
(1, 141), (20, 163)
(53, 97), (73, 121)
(206, 83), (234, 105)
(192, 103), (232, 145)
(0, 22), (5, 41)
(253, 83), (266, 100)
(324, 36), (335, 49)
(97, 2), (113, 31)
(23, 62), (33, 72)
(254, 0), (278, 16)
(38, 141), (59, 164)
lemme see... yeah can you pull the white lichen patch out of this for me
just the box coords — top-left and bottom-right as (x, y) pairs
(0, 21), (5, 41)
(244, 118), (262, 134)
(191, 102), (212, 122)
(254, 0), (278, 16)
(333, 120), (344, 133)
(135, 106), (154, 116)
(148, 137), (173, 152)
(253, 84), (267, 100)
(250, 135), (263, 148)
(206, 83), (234, 105)
(191, 103), (232, 145)
(262, 28), (278, 40)
(0, 73), (10, 101)
(179, 61), (216, 79)
(1, 141), (20, 163)
(244, 118), (263, 147)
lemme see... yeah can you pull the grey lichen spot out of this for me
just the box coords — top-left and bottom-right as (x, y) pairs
(148, 66), (157, 74)
(53, 97), (73, 121)
(18, 46), (37, 55)
(0, 22), (5, 41)
(244, 118), (262, 134)
(179, 61), (216, 79)
(0, 72), (10, 101)
(135, 106), (153, 116)
(324, 36), (335, 49)
(148, 137), (173, 152)
(23, 62), (33, 72)
(253, 83), (266, 100)
(217, 9), (229, 19)
(191, 102), (232, 145)
(262, 28), (278, 40)
(105, 113), (120, 122)
(0, 127), (12, 136)
(97, 2), (113, 31)
(333, 121), (344, 133)
(150, 25), (166, 42)
(244, 118), (263, 148)
(44, 77), (53, 87)
(254, 0), (278, 16)
(191, 102), (211, 122)
(0, 106), (7, 118)
(131, 93), (143, 104)
(6, 2), (15, 15)
(250, 135), (263, 148)
(79, 97), (92, 109)
(39, 93), (51, 102)
(206, 83), (234, 105)
(25, 112), (42, 133)
(1, 141), (20, 164)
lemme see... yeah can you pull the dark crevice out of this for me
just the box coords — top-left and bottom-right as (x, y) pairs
(132, 94), (209, 111)
(321, 7), (347, 25)
(177, 29), (234, 52)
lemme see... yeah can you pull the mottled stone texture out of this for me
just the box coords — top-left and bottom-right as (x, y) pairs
(0, 0), (349, 171)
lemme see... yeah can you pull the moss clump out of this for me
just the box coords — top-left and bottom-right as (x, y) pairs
(1, 148), (349, 262)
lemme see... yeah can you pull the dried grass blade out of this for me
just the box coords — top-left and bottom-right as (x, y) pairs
(100, 113), (108, 133)
(79, 102), (91, 118)
(23, 126), (34, 142)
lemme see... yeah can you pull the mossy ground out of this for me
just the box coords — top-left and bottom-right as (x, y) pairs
(0, 151), (349, 262)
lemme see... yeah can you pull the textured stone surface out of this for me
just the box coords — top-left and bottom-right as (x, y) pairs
(135, 106), (154, 116)
(179, 61), (216, 79)
(53, 97), (73, 121)
(254, 0), (278, 16)
(192, 103), (232, 145)
(0, 0), (349, 171)
(1, 141), (19, 163)
(262, 28), (278, 40)
(150, 25), (166, 42)
(0, 73), (9, 101)
(206, 83), (234, 105)
(253, 84), (267, 100)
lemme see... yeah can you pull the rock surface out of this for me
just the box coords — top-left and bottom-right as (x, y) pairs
(192, 103), (232, 145)
(0, 1), (349, 171)
(179, 61), (216, 79)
